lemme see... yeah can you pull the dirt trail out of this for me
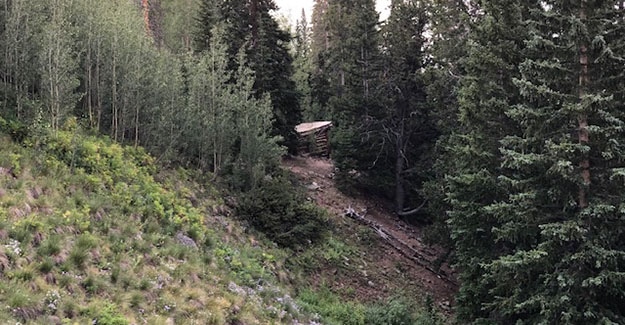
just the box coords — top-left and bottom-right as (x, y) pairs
(284, 156), (457, 312)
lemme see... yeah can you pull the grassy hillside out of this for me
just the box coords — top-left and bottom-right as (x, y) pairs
(0, 118), (314, 324)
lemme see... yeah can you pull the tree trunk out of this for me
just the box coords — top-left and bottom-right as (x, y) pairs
(96, 40), (102, 131)
(395, 131), (406, 214)
(87, 36), (93, 127)
(112, 51), (117, 141)
(578, 0), (590, 209)
(249, 0), (258, 48)
(134, 104), (139, 147)
(142, 0), (152, 38)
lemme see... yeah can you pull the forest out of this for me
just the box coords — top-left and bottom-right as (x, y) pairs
(1, 0), (625, 323)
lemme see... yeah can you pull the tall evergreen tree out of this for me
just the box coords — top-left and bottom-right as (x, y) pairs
(248, 1), (301, 154)
(292, 9), (314, 120)
(441, 0), (535, 321)
(420, 0), (472, 248)
(310, 0), (329, 66)
(480, 1), (625, 322)
(315, 0), (382, 189)
(309, 0), (332, 120)
(445, 0), (625, 323)
(364, 0), (434, 216)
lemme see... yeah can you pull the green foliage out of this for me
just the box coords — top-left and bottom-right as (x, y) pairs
(298, 286), (367, 325)
(161, 0), (197, 53)
(213, 243), (276, 287)
(298, 287), (440, 325)
(236, 171), (328, 249)
(322, 0), (382, 183)
(32, 126), (206, 236)
(436, 1), (625, 323)
(7, 289), (32, 309)
(0, 116), (28, 143)
(320, 236), (355, 266)
(292, 10), (314, 121)
(0, 125), (335, 323)
(39, 0), (80, 131)
(364, 296), (418, 325)
(194, 0), (302, 153)
(37, 235), (61, 257)
(84, 302), (128, 325)
(0, 0), (46, 124)
(312, 0), (436, 218)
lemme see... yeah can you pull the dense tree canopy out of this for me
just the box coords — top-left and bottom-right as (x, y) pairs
(441, 0), (625, 323)
(195, 0), (302, 153)
(1, 0), (625, 322)
(0, 0), (282, 190)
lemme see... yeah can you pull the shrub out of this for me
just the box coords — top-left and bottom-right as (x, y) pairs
(297, 287), (366, 325)
(38, 235), (62, 257)
(0, 116), (28, 143)
(366, 296), (443, 325)
(236, 172), (328, 249)
(365, 297), (416, 325)
(84, 301), (128, 325)
(69, 246), (89, 268)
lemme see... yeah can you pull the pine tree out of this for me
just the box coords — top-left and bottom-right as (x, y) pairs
(441, 0), (536, 322)
(444, 0), (625, 323)
(480, 1), (625, 322)
(364, 0), (434, 216)
(309, 0), (332, 120)
(247, 1), (302, 154)
(420, 0), (473, 250)
(292, 9), (315, 120)
(310, 0), (329, 66)
(315, 0), (381, 188)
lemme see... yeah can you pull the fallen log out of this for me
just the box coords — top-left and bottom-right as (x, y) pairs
(343, 206), (458, 286)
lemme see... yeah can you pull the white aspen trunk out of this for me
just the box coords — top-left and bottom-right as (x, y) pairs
(112, 44), (118, 141)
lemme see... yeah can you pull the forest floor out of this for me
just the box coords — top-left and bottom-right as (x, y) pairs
(283, 155), (458, 315)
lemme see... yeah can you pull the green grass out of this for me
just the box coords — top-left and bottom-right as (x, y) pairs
(0, 123), (320, 324)
(298, 286), (443, 325)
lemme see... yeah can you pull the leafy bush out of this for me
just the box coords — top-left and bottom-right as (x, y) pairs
(0, 116), (28, 143)
(84, 302), (128, 325)
(365, 297), (417, 325)
(368, 296), (443, 325)
(297, 287), (366, 325)
(236, 172), (328, 249)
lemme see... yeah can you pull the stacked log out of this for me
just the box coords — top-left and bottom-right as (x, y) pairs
(295, 121), (332, 157)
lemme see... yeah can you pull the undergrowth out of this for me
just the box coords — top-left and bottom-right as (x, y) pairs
(0, 119), (314, 324)
(236, 170), (329, 249)
(298, 286), (443, 325)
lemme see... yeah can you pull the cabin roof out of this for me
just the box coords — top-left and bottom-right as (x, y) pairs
(295, 121), (332, 136)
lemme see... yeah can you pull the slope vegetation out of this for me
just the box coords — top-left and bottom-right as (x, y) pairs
(0, 119), (311, 324)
